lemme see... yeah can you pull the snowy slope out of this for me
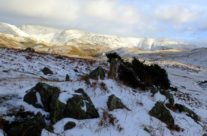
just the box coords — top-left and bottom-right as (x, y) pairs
(0, 22), (29, 37)
(0, 48), (207, 136)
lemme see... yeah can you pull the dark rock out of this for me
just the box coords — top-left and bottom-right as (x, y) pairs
(118, 63), (145, 89)
(149, 102), (174, 128)
(24, 83), (65, 123)
(4, 112), (46, 136)
(131, 59), (170, 90)
(108, 58), (170, 90)
(41, 67), (53, 75)
(50, 100), (66, 123)
(64, 121), (76, 130)
(25, 47), (35, 52)
(24, 82), (61, 111)
(106, 52), (122, 63)
(0, 118), (8, 130)
(167, 103), (200, 122)
(89, 66), (105, 80)
(108, 59), (121, 79)
(107, 95), (129, 111)
(64, 88), (99, 119)
(65, 74), (70, 81)
(160, 90), (174, 105)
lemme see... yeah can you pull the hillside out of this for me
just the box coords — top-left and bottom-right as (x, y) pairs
(0, 22), (195, 58)
(0, 48), (207, 136)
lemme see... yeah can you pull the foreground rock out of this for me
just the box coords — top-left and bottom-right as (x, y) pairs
(24, 83), (99, 123)
(107, 95), (129, 111)
(24, 82), (61, 111)
(149, 102), (175, 129)
(64, 88), (99, 119)
(3, 111), (46, 136)
(89, 66), (105, 80)
(24, 83), (65, 123)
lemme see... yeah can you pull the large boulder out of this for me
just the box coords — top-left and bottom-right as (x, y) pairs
(3, 112), (46, 136)
(24, 83), (65, 123)
(89, 66), (105, 80)
(108, 57), (170, 90)
(64, 88), (99, 119)
(24, 82), (61, 111)
(107, 95), (129, 111)
(149, 102), (174, 128)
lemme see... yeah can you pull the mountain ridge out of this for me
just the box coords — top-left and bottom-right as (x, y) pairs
(0, 22), (196, 58)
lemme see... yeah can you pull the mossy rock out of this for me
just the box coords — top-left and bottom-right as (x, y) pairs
(24, 82), (61, 111)
(41, 67), (53, 75)
(4, 112), (46, 136)
(149, 101), (174, 128)
(89, 66), (105, 80)
(167, 103), (200, 122)
(24, 83), (66, 123)
(118, 63), (145, 89)
(107, 95), (129, 111)
(50, 100), (66, 123)
(64, 121), (76, 130)
(64, 88), (99, 119)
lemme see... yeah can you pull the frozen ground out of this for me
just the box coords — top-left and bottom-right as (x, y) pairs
(0, 48), (207, 136)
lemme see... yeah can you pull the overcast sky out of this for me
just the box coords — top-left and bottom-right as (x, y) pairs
(0, 0), (207, 42)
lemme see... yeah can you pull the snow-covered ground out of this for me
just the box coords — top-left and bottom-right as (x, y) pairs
(0, 48), (207, 136)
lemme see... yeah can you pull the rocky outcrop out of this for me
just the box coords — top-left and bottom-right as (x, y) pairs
(89, 66), (105, 80)
(24, 84), (99, 123)
(107, 55), (170, 90)
(107, 95), (129, 111)
(64, 88), (99, 119)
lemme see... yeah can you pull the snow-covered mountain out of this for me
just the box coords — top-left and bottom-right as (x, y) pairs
(0, 22), (194, 56)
